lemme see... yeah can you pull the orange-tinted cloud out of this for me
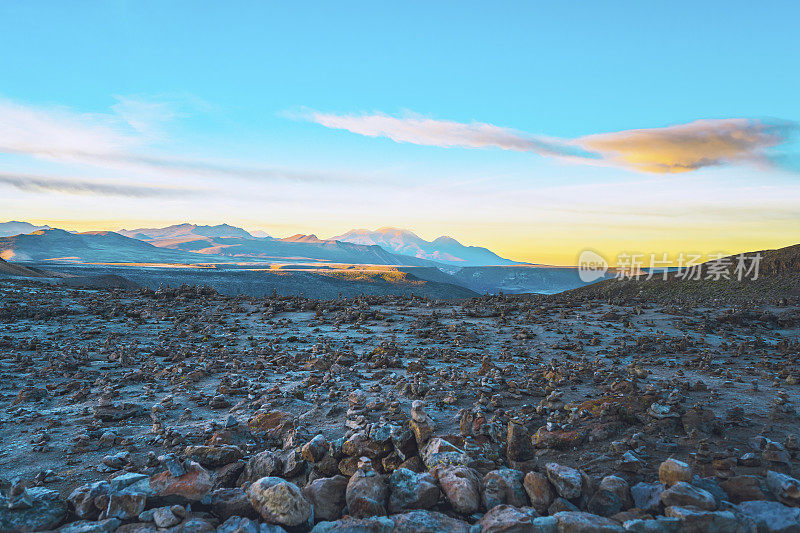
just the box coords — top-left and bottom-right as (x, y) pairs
(305, 111), (796, 173)
(577, 118), (794, 173)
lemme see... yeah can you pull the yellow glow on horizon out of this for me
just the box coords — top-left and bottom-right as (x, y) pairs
(20, 216), (798, 267)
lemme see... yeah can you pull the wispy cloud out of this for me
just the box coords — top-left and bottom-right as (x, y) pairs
(0, 172), (201, 198)
(304, 110), (589, 159)
(0, 97), (354, 186)
(303, 110), (796, 173)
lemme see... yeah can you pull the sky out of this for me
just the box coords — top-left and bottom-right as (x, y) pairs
(1, 1), (799, 265)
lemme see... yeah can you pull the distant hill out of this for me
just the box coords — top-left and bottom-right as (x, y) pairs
(0, 228), (195, 263)
(331, 227), (520, 266)
(119, 223), (255, 240)
(559, 243), (800, 303)
(0, 221), (51, 237)
(116, 224), (439, 266)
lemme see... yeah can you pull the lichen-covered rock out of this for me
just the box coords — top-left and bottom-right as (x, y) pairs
(434, 465), (482, 514)
(346, 458), (388, 518)
(631, 482), (664, 513)
(391, 510), (470, 532)
(0, 487), (68, 532)
(217, 515), (288, 533)
(183, 445), (242, 467)
(524, 472), (556, 514)
(660, 482), (716, 511)
(247, 477), (313, 527)
(310, 516), (394, 532)
(545, 463), (583, 500)
(658, 459), (692, 487)
(552, 511), (624, 532)
(149, 461), (212, 502)
(663, 506), (740, 532)
(599, 475), (632, 510)
(767, 470), (800, 507)
(303, 475), (348, 522)
(482, 469), (528, 510)
(388, 468), (440, 513)
(241, 451), (282, 484)
(67, 481), (112, 520)
(479, 505), (548, 533)
(208, 487), (259, 521)
(737, 500), (800, 532)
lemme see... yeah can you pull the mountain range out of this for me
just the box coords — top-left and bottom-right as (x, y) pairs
(0, 228), (193, 263)
(331, 227), (520, 266)
(1, 222), (520, 266)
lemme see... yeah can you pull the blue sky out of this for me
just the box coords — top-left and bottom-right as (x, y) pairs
(1, 1), (798, 264)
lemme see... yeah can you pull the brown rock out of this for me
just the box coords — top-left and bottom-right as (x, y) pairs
(658, 458), (692, 487)
(524, 471), (555, 514)
(149, 461), (213, 502)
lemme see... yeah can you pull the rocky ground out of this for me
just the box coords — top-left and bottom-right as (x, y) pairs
(2, 278), (800, 532)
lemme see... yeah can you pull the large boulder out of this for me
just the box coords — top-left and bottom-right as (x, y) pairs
(524, 472), (556, 514)
(586, 489), (622, 517)
(346, 458), (388, 518)
(479, 505), (552, 533)
(241, 451), (282, 484)
(68, 482), (112, 520)
(660, 482), (716, 511)
(506, 421), (533, 462)
(247, 477), (313, 528)
(183, 445), (242, 468)
(0, 487), (68, 532)
(99, 491), (147, 520)
(721, 475), (768, 504)
(310, 516), (394, 532)
(552, 511), (623, 532)
(434, 465), (482, 514)
(738, 500), (800, 532)
(390, 510), (471, 532)
(768, 471), (800, 507)
(630, 482), (664, 513)
(664, 506), (740, 532)
(388, 468), (440, 513)
(422, 438), (469, 468)
(483, 469), (528, 510)
(217, 516), (288, 533)
(207, 487), (259, 521)
(658, 459), (692, 487)
(598, 475), (632, 510)
(149, 461), (212, 502)
(621, 516), (681, 533)
(303, 475), (348, 522)
(545, 463), (583, 500)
